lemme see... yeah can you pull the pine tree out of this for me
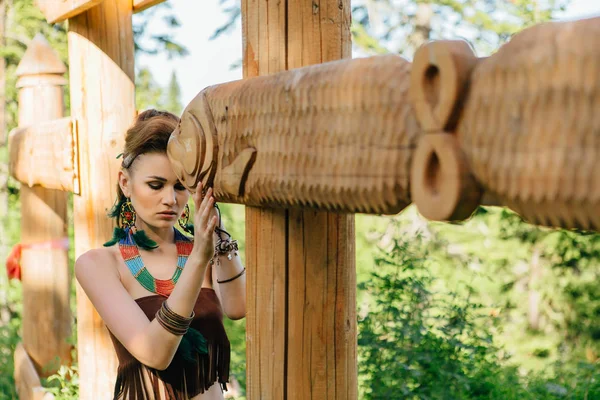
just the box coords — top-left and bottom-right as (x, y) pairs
(163, 70), (183, 115)
(135, 67), (165, 110)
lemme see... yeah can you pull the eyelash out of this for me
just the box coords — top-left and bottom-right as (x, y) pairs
(148, 183), (186, 191)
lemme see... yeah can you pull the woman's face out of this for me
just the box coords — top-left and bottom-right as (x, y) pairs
(119, 152), (190, 230)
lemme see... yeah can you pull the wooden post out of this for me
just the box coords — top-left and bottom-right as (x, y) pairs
(243, 2), (357, 399)
(14, 343), (55, 400)
(15, 33), (72, 377)
(68, 0), (135, 397)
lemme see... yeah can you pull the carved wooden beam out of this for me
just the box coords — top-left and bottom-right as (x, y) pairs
(36, 0), (103, 24)
(410, 17), (600, 231)
(133, 0), (165, 13)
(14, 343), (55, 400)
(168, 55), (419, 215)
(8, 117), (80, 194)
(170, 16), (599, 231)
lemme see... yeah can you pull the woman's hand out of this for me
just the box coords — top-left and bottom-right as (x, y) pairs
(191, 183), (219, 263)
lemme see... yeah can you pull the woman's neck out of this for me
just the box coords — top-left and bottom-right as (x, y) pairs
(134, 221), (175, 248)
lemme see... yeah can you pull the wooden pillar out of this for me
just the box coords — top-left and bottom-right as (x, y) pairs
(15, 34), (71, 377)
(243, 2), (357, 399)
(68, 0), (135, 397)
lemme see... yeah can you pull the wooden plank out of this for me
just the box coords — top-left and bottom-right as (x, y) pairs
(243, 0), (356, 399)
(243, 1), (288, 398)
(287, 211), (357, 400)
(14, 343), (56, 400)
(286, 2), (356, 399)
(8, 118), (79, 194)
(68, 0), (136, 397)
(246, 207), (287, 398)
(36, 0), (104, 24)
(15, 34), (73, 378)
(132, 0), (165, 13)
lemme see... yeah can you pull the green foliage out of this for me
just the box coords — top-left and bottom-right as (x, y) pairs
(136, 67), (166, 111)
(133, 2), (189, 59)
(212, 0), (571, 59)
(357, 213), (600, 399)
(43, 362), (79, 400)
(164, 71), (183, 115)
(352, 0), (570, 57)
(0, 0), (69, 133)
(0, 282), (21, 399)
(422, 206), (600, 370)
(135, 68), (184, 115)
(357, 220), (507, 399)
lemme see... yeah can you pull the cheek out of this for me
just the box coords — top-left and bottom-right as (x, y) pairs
(131, 186), (157, 212)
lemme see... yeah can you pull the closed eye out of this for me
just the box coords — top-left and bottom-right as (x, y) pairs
(147, 182), (187, 191)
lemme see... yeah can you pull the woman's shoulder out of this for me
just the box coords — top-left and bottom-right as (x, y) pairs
(75, 245), (121, 280)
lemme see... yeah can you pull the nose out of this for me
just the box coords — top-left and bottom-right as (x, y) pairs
(162, 186), (177, 207)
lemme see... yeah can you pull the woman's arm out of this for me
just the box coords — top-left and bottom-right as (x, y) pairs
(75, 186), (218, 370)
(211, 221), (246, 320)
(75, 250), (209, 370)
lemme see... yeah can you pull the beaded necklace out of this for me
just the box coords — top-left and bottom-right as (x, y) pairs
(119, 228), (193, 297)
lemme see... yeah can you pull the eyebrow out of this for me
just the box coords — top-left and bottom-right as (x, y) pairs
(146, 176), (167, 182)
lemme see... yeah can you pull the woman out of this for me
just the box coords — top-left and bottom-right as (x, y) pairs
(75, 110), (246, 400)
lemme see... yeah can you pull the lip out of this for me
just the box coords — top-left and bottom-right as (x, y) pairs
(157, 212), (177, 217)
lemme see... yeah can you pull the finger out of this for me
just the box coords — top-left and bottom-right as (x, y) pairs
(194, 187), (212, 221)
(195, 191), (213, 229)
(199, 195), (214, 228)
(201, 187), (212, 209)
(192, 182), (203, 208)
(205, 215), (218, 235)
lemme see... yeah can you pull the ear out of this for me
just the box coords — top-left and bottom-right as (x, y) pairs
(118, 170), (131, 198)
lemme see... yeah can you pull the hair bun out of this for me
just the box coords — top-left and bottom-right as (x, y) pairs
(137, 109), (171, 122)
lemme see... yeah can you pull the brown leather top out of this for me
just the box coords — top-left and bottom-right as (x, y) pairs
(108, 288), (230, 399)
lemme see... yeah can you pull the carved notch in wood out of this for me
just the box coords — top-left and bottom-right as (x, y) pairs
(410, 40), (482, 221)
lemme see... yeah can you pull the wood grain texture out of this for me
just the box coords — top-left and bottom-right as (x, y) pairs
(37, 0), (103, 24)
(8, 118), (79, 193)
(14, 36), (72, 378)
(286, 4), (356, 399)
(458, 17), (600, 230)
(242, 1), (357, 399)
(170, 55), (417, 215)
(68, 0), (135, 397)
(243, 1), (288, 399)
(132, 0), (165, 13)
(14, 343), (55, 400)
(409, 17), (600, 230)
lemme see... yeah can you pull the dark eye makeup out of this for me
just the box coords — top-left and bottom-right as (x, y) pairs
(147, 182), (187, 191)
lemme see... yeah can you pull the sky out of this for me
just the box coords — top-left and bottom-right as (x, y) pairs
(136, 0), (600, 108)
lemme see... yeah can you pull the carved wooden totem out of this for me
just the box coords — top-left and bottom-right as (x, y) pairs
(169, 16), (599, 231)
(167, 55), (419, 215)
(410, 17), (600, 230)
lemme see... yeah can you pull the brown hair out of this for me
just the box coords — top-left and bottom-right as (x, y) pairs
(109, 109), (180, 220)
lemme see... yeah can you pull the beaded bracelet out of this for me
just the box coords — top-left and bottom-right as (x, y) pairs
(217, 267), (246, 284)
(209, 203), (240, 267)
(155, 300), (194, 336)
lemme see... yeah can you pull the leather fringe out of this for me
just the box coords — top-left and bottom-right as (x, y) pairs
(113, 341), (230, 400)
